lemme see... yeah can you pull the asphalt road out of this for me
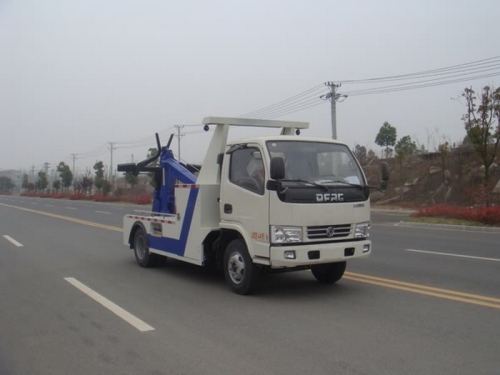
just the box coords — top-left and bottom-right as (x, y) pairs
(1, 196), (499, 375)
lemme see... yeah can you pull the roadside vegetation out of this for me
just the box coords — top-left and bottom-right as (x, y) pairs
(409, 204), (500, 227)
(18, 192), (152, 205)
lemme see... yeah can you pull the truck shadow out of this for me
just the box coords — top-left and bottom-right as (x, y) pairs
(136, 258), (356, 299)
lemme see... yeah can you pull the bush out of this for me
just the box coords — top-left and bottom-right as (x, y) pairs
(69, 193), (91, 200)
(93, 194), (121, 203)
(411, 204), (500, 226)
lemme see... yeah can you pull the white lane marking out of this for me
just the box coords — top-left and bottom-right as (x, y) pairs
(66, 207), (77, 210)
(64, 277), (154, 332)
(45, 204), (54, 207)
(3, 235), (23, 247)
(406, 249), (500, 262)
(95, 210), (112, 215)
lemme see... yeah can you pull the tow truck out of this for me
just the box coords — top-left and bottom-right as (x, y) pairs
(117, 117), (388, 294)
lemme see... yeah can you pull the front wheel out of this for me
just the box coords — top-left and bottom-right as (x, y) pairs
(223, 239), (258, 295)
(311, 261), (346, 283)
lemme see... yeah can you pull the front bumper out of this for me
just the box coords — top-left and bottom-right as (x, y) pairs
(269, 240), (371, 268)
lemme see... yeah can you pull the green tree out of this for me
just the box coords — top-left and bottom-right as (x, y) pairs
(462, 85), (500, 205)
(0, 176), (15, 191)
(102, 179), (112, 196)
(375, 122), (397, 158)
(82, 175), (93, 196)
(395, 135), (417, 156)
(56, 162), (73, 192)
(22, 173), (29, 190)
(37, 171), (49, 192)
(353, 144), (367, 165)
(93, 161), (105, 193)
(146, 147), (159, 188)
(125, 171), (139, 190)
(394, 147), (406, 201)
(52, 179), (61, 192)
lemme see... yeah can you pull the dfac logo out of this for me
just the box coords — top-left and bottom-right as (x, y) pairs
(316, 193), (344, 202)
(326, 226), (335, 237)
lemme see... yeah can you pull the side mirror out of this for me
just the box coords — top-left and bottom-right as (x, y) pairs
(270, 157), (285, 180)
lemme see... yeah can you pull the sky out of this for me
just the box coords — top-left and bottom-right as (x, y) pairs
(1, 0), (499, 180)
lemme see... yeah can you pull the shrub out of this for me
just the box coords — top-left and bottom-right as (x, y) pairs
(411, 204), (500, 226)
(93, 194), (121, 203)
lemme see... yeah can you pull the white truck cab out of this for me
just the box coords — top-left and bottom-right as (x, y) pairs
(119, 117), (382, 294)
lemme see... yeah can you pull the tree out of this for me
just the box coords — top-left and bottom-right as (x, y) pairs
(461, 85), (500, 205)
(367, 149), (377, 160)
(395, 135), (417, 156)
(56, 162), (73, 192)
(0, 176), (15, 191)
(37, 171), (49, 192)
(22, 173), (29, 190)
(146, 147), (160, 188)
(375, 122), (397, 158)
(394, 147), (406, 201)
(102, 179), (112, 196)
(125, 171), (139, 190)
(52, 179), (61, 192)
(82, 175), (93, 196)
(438, 142), (450, 185)
(93, 161), (105, 193)
(353, 144), (367, 165)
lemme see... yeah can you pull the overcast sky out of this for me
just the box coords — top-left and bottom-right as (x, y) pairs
(1, 0), (499, 178)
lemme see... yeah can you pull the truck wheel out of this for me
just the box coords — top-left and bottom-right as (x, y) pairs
(311, 261), (346, 283)
(223, 239), (257, 295)
(133, 228), (158, 268)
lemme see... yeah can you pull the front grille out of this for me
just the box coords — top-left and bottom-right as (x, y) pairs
(307, 224), (351, 239)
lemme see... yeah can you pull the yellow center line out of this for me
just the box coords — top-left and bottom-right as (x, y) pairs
(345, 272), (500, 310)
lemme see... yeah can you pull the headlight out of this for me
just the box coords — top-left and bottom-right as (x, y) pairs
(270, 226), (302, 244)
(354, 222), (370, 239)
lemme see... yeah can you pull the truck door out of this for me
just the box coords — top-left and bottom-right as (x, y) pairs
(220, 145), (270, 259)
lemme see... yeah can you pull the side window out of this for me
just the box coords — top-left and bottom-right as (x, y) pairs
(229, 147), (265, 195)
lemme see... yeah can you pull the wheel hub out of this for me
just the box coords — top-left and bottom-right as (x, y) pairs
(228, 252), (245, 284)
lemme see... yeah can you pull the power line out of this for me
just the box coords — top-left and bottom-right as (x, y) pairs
(340, 56), (500, 84)
(238, 84), (326, 118)
(237, 56), (500, 121)
(343, 72), (500, 97)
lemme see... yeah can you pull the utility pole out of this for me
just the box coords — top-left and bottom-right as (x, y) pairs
(321, 82), (347, 140)
(174, 125), (185, 161)
(70, 154), (77, 176)
(108, 142), (116, 181)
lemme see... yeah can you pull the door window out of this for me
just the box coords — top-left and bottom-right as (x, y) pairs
(229, 147), (265, 195)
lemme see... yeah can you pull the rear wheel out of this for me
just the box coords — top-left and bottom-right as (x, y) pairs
(311, 261), (346, 283)
(133, 228), (160, 267)
(223, 239), (258, 295)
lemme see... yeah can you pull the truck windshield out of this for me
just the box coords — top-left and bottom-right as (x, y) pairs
(266, 140), (365, 186)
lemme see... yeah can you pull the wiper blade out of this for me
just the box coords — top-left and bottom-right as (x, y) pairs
(331, 180), (384, 192)
(331, 180), (364, 189)
(280, 179), (329, 191)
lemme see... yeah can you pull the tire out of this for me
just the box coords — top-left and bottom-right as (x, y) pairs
(223, 239), (257, 295)
(133, 228), (159, 268)
(311, 261), (346, 283)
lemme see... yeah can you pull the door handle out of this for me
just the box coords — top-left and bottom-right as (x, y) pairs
(224, 204), (232, 214)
